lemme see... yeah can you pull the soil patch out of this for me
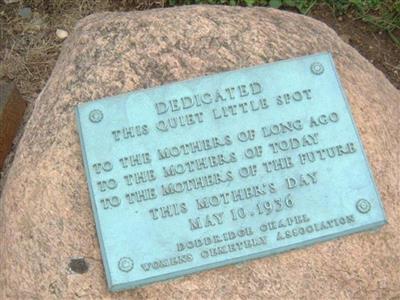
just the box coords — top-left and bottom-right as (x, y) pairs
(310, 3), (400, 89)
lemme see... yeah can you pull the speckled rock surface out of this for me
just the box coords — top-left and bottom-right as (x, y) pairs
(1, 6), (399, 299)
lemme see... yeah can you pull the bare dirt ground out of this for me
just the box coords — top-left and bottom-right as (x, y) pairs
(310, 4), (400, 90)
(0, 2), (399, 183)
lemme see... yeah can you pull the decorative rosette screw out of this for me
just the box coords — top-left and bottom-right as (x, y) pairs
(118, 257), (134, 272)
(89, 109), (103, 123)
(356, 199), (371, 214)
(310, 62), (324, 75)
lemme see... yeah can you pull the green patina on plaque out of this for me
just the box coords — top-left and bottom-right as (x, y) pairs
(75, 53), (386, 292)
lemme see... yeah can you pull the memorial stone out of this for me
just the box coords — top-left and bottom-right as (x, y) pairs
(1, 6), (398, 299)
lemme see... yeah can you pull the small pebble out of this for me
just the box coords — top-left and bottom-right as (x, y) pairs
(56, 29), (69, 40)
(19, 7), (32, 19)
(338, 16), (343, 21)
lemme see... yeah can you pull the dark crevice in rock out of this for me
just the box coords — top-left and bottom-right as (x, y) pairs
(69, 258), (89, 274)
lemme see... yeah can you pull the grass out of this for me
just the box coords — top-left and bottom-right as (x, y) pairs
(326, 0), (399, 45)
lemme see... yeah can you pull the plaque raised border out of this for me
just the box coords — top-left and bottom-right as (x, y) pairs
(76, 52), (386, 292)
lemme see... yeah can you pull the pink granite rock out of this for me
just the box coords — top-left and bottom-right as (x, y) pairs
(1, 5), (399, 299)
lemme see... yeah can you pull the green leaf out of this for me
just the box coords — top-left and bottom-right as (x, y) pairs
(269, 0), (282, 9)
(245, 0), (256, 6)
(283, 0), (296, 7)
